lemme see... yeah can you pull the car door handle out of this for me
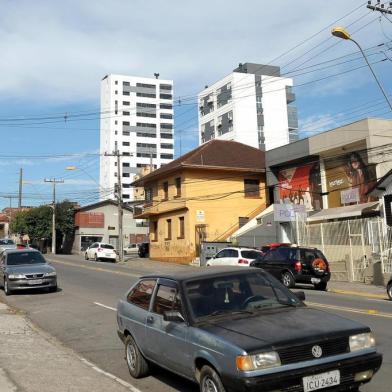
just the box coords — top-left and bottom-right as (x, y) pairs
(146, 315), (154, 324)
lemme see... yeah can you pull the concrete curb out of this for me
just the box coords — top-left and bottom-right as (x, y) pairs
(329, 288), (387, 300)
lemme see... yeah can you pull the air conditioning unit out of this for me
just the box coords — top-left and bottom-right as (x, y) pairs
(217, 118), (222, 127)
(207, 96), (214, 105)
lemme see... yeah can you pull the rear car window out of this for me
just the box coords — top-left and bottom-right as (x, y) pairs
(300, 249), (327, 263)
(127, 279), (156, 310)
(241, 250), (261, 259)
(101, 244), (114, 249)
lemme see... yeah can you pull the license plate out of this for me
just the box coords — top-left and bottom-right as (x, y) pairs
(105, 253), (113, 257)
(311, 277), (321, 284)
(28, 279), (43, 285)
(303, 370), (340, 392)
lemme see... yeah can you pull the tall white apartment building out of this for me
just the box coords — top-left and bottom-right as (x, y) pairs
(198, 63), (298, 151)
(100, 74), (174, 201)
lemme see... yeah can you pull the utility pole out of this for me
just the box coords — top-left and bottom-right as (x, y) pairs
(44, 178), (64, 254)
(367, 1), (392, 15)
(18, 168), (23, 209)
(104, 149), (124, 262)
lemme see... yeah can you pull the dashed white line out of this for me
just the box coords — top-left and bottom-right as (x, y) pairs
(94, 302), (117, 311)
(79, 357), (143, 392)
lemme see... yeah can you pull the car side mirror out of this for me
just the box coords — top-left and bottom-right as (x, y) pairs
(163, 311), (185, 323)
(295, 291), (306, 301)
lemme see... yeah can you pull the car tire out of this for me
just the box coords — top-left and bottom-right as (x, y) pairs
(85, 252), (89, 260)
(125, 335), (149, 378)
(387, 282), (392, 300)
(48, 285), (58, 293)
(282, 271), (295, 288)
(314, 282), (327, 291)
(4, 277), (11, 296)
(199, 365), (226, 392)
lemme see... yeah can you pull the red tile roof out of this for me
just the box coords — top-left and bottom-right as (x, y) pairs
(132, 140), (265, 186)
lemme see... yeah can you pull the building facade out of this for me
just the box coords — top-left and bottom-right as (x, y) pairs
(99, 74), (174, 201)
(72, 200), (148, 253)
(132, 140), (267, 263)
(198, 62), (298, 151)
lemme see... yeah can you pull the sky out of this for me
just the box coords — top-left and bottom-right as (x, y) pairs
(0, 0), (391, 209)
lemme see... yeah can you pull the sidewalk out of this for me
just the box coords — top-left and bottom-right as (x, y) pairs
(0, 302), (133, 392)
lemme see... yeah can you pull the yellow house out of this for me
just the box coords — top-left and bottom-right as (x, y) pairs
(132, 140), (267, 263)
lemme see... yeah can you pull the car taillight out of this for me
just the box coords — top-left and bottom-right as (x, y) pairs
(294, 261), (302, 272)
(238, 259), (249, 264)
(97, 248), (103, 252)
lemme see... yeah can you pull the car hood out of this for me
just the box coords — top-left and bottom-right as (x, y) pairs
(198, 306), (368, 353)
(6, 264), (55, 275)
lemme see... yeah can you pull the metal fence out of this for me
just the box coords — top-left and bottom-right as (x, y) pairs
(295, 217), (392, 282)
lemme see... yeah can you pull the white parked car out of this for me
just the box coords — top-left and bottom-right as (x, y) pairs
(85, 242), (117, 262)
(206, 247), (263, 267)
(123, 243), (138, 256)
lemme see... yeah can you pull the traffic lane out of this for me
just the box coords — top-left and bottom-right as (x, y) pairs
(2, 260), (198, 392)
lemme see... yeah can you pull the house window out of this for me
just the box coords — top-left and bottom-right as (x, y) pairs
(163, 181), (169, 200)
(175, 177), (181, 197)
(166, 219), (172, 240)
(152, 221), (158, 242)
(178, 217), (185, 239)
(244, 179), (260, 197)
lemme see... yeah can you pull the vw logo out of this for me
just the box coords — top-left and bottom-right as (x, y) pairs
(312, 345), (323, 358)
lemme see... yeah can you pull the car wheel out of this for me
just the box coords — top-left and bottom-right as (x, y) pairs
(48, 285), (58, 293)
(85, 252), (89, 260)
(282, 271), (295, 288)
(125, 335), (149, 378)
(387, 282), (392, 300)
(199, 365), (226, 392)
(4, 277), (11, 296)
(314, 282), (327, 291)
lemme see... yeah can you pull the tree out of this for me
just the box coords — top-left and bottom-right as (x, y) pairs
(10, 201), (76, 253)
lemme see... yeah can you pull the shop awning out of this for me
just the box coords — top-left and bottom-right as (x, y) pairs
(307, 202), (379, 222)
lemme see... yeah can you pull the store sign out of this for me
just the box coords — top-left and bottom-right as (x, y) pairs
(274, 204), (306, 222)
(340, 187), (360, 205)
(196, 210), (205, 222)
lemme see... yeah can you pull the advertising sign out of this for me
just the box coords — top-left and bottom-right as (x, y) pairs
(274, 203), (307, 222)
(325, 150), (377, 208)
(278, 162), (322, 211)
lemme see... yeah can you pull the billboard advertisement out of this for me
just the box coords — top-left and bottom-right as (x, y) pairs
(278, 162), (323, 211)
(325, 150), (377, 208)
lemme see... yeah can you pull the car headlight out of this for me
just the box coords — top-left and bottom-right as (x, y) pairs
(8, 274), (25, 279)
(45, 272), (57, 277)
(349, 332), (375, 352)
(236, 351), (281, 371)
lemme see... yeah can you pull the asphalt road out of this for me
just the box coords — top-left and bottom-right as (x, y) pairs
(2, 254), (391, 392)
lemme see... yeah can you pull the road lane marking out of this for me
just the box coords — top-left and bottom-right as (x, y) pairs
(48, 258), (140, 278)
(307, 301), (392, 318)
(94, 302), (117, 311)
(79, 357), (143, 392)
(329, 288), (386, 300)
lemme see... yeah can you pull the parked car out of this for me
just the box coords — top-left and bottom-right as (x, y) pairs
(251, 246), (330, 290)
(124, 243), (138, 256)
(387, 277), (392, 300)
(138, 242), (149, 258)
(206, 247), (263, 267)
(0, 249), (57, 295)
(84, 242), (117, 262)
(117, 267), (382, 392)
(0, 238), (17, 251)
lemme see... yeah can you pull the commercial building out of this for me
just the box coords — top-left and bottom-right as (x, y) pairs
(198, 62), (298, 151)
(72, 200), (148, 253)
(99, 74), (174, 201)
(132, 139), (267, 263)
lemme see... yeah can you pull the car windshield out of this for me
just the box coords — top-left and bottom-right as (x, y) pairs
(101, 244), (114, 249)
(186, 272), (301, 319)
(7, 252), (46, 266)
(0, 239), (15, 245)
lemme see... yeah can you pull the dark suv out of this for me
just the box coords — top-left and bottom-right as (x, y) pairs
(251, 246), (330, 290)
(387, 277), (392, 300)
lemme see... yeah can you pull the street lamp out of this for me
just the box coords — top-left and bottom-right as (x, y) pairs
(331, 26), (392, 111)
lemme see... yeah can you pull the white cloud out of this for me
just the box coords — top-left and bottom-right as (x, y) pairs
(0, 0), (374, 103)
